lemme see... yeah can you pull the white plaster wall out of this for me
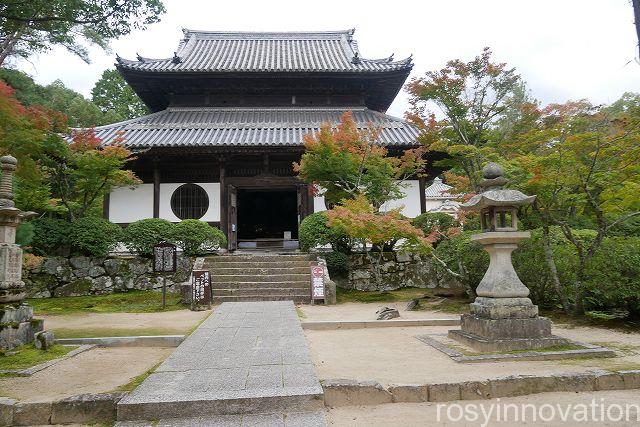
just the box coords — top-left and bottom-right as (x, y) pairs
(425, 199), (444, 212)
(313, 196), (327, 213)
(109, 184), (153, 223)
(380, 180), (421, 218)
(159, 183), (220, 223)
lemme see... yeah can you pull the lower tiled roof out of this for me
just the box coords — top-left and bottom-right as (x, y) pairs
(91, 107), (419, 149)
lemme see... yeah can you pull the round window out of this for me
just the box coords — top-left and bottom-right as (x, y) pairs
(170, 184), (209, 220)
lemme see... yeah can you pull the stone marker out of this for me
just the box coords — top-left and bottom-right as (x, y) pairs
(448, 163), (569, 352)
(376, 307), (400, 320)
(0, 155), (41, 350)
(34, 330), (55, 350)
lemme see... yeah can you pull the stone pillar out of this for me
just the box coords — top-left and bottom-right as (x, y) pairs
(0, 155), (44, 349)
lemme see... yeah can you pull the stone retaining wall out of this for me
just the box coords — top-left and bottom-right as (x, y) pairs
(347, 252), (462, 291)
(23, 255), (192, 298)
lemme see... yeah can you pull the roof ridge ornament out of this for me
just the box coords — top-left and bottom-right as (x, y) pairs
(172, 52), (182, 64)
(116, 53), (122, 64)
(388, 53), (394, 62)
(352, 51), (360, 64)
(136, 53), (145, 63)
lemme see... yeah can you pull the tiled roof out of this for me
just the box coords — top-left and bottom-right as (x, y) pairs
(116, 29), (413, 73)
(425, 177), (458, 199)
(90, 106), (420, 149)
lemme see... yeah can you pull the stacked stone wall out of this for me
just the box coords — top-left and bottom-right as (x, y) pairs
(347, 252), (462, 291)
(23, 255), (192, 298)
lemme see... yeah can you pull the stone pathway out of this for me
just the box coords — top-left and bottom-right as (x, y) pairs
(117, 301), (325, 425)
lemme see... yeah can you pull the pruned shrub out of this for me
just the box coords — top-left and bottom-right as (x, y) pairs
(298, 211), (350, 252)
(31, 218), (72, 256)
(323, 251), (348, 278)
(412, 212), (459, 244)
(122, 218), (175, 257)
(171, 220), (226, 257)
(69, 216), (122, 257)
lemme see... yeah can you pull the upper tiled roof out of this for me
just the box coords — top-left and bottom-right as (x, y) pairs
(425, 177), (458, 199)
(116, 29), (413, 73)
(90, 106), (420, 149)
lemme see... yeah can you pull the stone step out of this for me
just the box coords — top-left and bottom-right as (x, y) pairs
(213, 288), (311, 297)
(212, 274), (310, 283)
(204, 260), (310, 269)
(210, 281), (310, 290)
(211, 295), (312, 303)
(211, 267), (310, 275)
(205, 254), (311, 263)
(115, 410), (326, 426)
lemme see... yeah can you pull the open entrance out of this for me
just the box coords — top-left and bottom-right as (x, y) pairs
(237, 189), (298, 246)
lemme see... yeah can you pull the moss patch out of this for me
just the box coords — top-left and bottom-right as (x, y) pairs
(0, 344), (77, 370)
(336, 287), (470, 314)
(28, 290), (186, 315)
(116, 361), (163, 392)
(52, 327), (186, 339)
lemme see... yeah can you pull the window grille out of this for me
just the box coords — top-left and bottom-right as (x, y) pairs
(170, 184), (209, 220)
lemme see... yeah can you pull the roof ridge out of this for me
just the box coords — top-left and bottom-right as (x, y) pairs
(165, 106), (369, 112)
(181, 29), (352, 39)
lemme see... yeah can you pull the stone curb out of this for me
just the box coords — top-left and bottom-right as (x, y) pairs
(55, 335), (185, 347)
(0, 345), (94, 377)
(0, 392), (127, 426)
(301, 319), (460, 330)
(322, 369), (640, 407)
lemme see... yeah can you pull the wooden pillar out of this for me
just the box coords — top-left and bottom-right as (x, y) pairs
(102, 193), (110, 220)
(262, 153), (269, 174)
(419, 176), (427, 214)
(219, 157), (227, 238)
(153, 158), (160, 218)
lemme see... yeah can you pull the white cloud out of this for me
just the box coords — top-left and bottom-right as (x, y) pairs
(13, 0), (640, 117)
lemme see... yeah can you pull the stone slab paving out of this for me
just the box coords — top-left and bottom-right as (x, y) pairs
(116, 411), (326, 426)
(117, 301), (324, 423)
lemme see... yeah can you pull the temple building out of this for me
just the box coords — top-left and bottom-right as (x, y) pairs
(96, 29), (441, 250)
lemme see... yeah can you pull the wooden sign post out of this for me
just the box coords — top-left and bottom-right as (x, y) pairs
(310, 262), (325, 304)
(191, 270), (212, 311)
(153, 242), (177, 309)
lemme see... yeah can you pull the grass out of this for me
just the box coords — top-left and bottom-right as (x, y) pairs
(449, 342), (585, 356)
(0, 344), (77, 371)
(541, 308), (640, 333)
(116, 360), (163, 392)
(296, 307), (307, 319)
(28, 290), (186, 315)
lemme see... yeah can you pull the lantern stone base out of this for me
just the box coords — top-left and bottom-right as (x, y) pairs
(449, 314), (569, 353)
(0, 305), (43, 350)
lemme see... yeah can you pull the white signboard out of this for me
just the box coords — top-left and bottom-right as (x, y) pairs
(311, 264), (325, 300)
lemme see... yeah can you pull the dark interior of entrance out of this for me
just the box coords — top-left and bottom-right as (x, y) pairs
(237, 189), (298, 240)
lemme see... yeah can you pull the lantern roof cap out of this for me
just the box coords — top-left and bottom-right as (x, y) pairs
(461, 162), (536, 211)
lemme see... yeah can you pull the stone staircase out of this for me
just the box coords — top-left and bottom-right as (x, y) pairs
(204, 253), (312, 304)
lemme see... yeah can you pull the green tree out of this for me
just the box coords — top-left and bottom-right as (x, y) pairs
(0, 68), (120, 126)
(509, 99), (640, 315)
(92, 69), (148, 120)
(0, 0), (166, 65)
(406, 48), (528, 192)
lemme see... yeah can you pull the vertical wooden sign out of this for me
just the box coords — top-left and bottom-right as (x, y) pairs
(310, 262), (325, 302)
(191, 269), (212, 310)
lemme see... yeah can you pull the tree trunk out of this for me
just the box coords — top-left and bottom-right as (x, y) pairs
(541, 225), (570, 314)
(573, 277), (585, 316)
(633, 0), (640, 59)
(0, 31), (21, 66)
(457, 259), (476, 300)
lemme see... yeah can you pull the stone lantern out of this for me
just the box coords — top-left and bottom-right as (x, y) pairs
(448, 162), (568, 352)
(0, 155), (43, 350)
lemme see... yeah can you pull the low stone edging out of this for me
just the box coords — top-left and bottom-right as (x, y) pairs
(0, 345), (94, 377)
(301, 319), (460, 330)
(55, 335), (185, 347)
(0, 392), (126, 426)
(322, 369), (640, 407)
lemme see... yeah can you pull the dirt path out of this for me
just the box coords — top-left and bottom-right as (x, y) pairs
(0, 347), (173, 402)
(299, 302), (458, 322)
(40, 309), (211, 335)
(327, 389), (640, 426)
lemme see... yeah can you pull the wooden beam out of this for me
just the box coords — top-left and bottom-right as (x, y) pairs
(219, 158), (227, 238)
(419, 176), (426, 214)
(153, 158), (160, 218)
(102, 192), (110, 220)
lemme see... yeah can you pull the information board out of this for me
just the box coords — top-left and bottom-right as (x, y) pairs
(191, 269), (211, 309)
(153, 242), (177, 273)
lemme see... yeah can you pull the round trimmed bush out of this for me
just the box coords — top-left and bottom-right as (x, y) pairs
(171, 220), (226, 256)
(412, 212), (458, 235)
(323, 251), (348, 278)
(69, 216), (122, 257)
(298, 212), (350, 252)
(122, 218), (175, 256)
(31, 217), (72, 256)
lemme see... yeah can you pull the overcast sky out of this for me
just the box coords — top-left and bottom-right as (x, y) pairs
(14, 0), (640, 117)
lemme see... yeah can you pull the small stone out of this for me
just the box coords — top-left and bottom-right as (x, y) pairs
(376, 306), (400, 320)
(34, 330), (55, 350)
(406, 299), (420, 311)
(103, 258), (123, 276)
(69, 256), (91, 270)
